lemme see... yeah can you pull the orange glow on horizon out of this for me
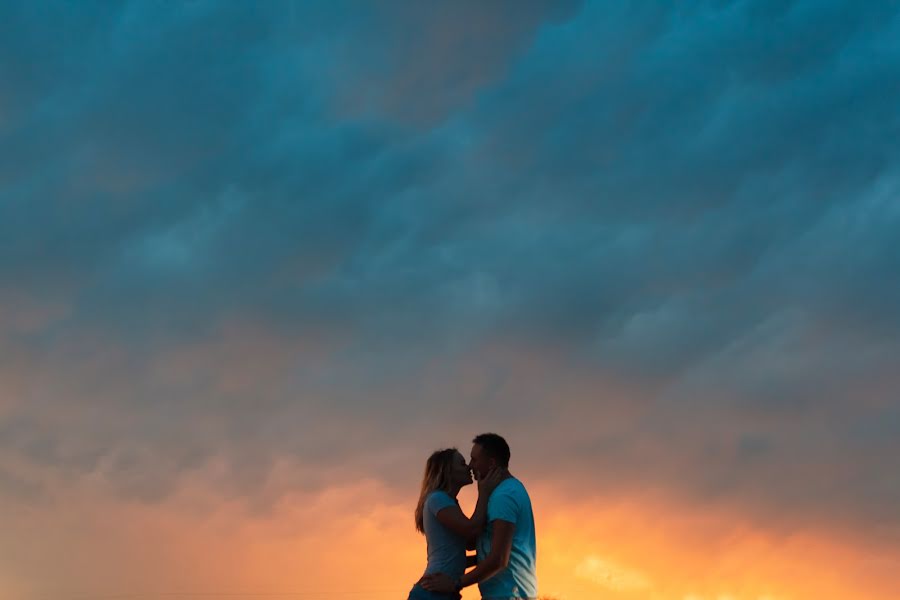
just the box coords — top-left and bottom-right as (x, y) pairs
(4, 472), (896, 600)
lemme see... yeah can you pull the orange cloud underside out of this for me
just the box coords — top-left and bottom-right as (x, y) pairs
(3, 477), (897, 600)
(533, 488), (898, 600)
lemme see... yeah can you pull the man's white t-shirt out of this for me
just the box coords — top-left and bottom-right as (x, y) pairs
(476, 477), (537, 599)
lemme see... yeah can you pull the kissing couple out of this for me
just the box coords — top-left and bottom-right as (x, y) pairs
(408, 432), (537, 600)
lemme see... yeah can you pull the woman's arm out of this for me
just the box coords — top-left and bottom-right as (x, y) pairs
(434, 485), (492, 541)
(433, 468), (501, 541)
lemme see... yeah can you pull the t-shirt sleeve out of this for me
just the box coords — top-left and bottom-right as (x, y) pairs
(426, 491), (456, 516)
(488, 487), (519, 525)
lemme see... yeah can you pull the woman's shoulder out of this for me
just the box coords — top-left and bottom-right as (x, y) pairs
(425, 489), (456, 509)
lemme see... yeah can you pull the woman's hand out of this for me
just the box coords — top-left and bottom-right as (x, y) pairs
(477, 466), (503, 496)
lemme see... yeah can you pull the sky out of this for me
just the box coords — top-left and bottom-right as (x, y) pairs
(1, 1), (900, 599)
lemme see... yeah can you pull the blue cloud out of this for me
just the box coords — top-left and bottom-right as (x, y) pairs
(1, 0), (898, 539)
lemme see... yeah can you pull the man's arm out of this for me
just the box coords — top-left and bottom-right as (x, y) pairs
(421, 520), (515, 594)
(459, 520), (514, 586)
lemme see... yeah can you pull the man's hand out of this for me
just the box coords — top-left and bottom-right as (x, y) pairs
(420, 572), (457, 594)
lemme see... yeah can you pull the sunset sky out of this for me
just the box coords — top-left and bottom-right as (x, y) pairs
(2, 2), (900, 600)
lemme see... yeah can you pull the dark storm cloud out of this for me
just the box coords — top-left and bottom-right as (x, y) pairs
(1, 0), (899, 542)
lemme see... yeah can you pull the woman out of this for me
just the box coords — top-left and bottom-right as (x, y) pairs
(408, 447), (500, 600)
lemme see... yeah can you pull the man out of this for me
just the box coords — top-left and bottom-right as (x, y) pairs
(422, 433), (538, 600)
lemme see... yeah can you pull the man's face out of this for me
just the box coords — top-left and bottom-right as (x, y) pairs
(469, 443), (495, 480)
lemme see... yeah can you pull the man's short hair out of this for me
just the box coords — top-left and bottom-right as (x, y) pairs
(473, 432), (510, 468)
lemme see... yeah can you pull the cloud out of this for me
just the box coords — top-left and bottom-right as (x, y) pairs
(575, 554), (653, 592)
(0, 2), (899, 595)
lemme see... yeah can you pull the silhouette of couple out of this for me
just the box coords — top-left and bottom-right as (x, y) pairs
(409, 433), (537, 600)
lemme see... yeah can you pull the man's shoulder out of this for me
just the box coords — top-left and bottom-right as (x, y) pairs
(489, 477), (530, 512)
(498, 477), (530, 497)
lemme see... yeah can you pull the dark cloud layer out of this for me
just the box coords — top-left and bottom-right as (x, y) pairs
(1, 0), (899, 547)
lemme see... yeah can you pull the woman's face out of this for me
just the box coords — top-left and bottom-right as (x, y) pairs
(450, 451), (474, 487)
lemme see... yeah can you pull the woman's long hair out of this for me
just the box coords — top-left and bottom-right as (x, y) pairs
(414, 448), (457, 534)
